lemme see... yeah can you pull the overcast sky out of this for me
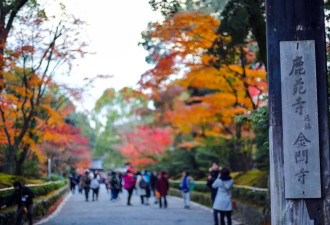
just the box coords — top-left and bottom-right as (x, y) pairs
(45, 0), (162, 112)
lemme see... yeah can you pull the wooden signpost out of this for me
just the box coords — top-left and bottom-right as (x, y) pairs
(266, 0), (330, 224)
(280, 40), (321, 199)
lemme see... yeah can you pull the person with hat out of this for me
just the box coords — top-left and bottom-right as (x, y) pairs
(1, 181), (34, 225)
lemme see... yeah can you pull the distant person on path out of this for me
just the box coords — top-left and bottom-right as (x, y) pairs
(69, 174), (76, 194)
(123, 170), (136, 205)
(150, 171), (158, 204)
(76, 174), (82, 193)
(117, 172), (123, 193)
(136, 171), (147, 205)
(1, 181), (34, 225)
(156, 171), (169, 208)
(80, 170), (91, 201)
(110, 171), (120, 201)
(90, 173), (100, 201)
(142, 170), (151, 205)
(207, 162), (220, 203)
(212, 167), (233, 225)
(179, 171), (194, 209)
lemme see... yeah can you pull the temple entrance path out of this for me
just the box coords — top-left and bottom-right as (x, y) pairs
(37, 185), (239, 225)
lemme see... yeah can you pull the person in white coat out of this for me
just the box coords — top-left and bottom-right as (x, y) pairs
(90, 174), (100, 201)
(136, 172), (147, 204)
(212, 167), (233, 225)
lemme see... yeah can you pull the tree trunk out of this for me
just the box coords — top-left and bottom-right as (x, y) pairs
(15, 145), (29, 175)
(5, 145), (16, 174)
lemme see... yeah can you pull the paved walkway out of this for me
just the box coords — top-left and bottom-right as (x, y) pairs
(38, 186), (219, 225)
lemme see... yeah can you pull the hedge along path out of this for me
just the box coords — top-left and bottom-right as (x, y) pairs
(0, 185), (69, 225)
(0, 180), (64, 192)
(0, 180), (66, 208)
(170, 180), (268, 192)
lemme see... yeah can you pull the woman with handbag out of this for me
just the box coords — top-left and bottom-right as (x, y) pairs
(212, 167), (233, 225)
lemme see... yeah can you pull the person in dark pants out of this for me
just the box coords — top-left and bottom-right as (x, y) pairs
(207, 162), (220, 203)
(90, 174), (100, 201)
(123, 171), (136, 205)
(69, 174), (76, 194)
(1, 181), (34, 225)
(212, 168), (233, 225)
(110, 171), (120, 201)
(156, 171), (169, 208)
(79, 170), (91, 201)
(150, 171), (158, 204)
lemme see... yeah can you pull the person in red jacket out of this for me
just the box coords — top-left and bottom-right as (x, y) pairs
(156, 171), (169, 208)
(123, 170), (136, 206)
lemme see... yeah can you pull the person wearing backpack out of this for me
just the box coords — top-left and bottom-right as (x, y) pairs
(90, 173), (100, 201)
(110, 171), (120, 201)
(142, 170), (151, 205)
(136, 171), (147, 205)
(80, 170), (91, 201)
(179, 171), (194, 209)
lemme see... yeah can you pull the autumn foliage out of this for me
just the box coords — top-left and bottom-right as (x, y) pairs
(0, 5), (92, 175)
(139, 11), (267, 151)
(116, 127), (173, 167)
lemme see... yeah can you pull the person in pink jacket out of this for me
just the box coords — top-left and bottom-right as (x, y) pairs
(123, 171), (136, 205)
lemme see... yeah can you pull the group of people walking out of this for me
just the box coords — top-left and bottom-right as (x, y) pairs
(123, 170), (169, 208)
(77, 170), (102, 201)
(75, 164), (233, 225)
(72, 169), (170, 209)
(71, 169), (122, 202)
(1, 164), (232, 225)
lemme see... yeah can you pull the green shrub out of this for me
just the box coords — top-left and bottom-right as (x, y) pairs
(231, 187), (267, 207)
(0, 181), (66, 207)
(0, 173), (26, 188)
(0, 173), (43, 189)
(234, 170), (268, 188)
(169, 179), (267, 208)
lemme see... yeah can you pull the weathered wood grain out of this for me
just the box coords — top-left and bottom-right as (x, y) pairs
(266, 0), (330, 224)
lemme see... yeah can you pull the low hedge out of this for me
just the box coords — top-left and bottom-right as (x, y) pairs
(0, 181), (66, 207)
(169, 180), (267, 208)
(234, 170), (268, 188)
(169, 189), (213, 208)
(231, 187), (266, 207)
(170, 180), (210, 193)
(0, 185), (69, 225)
